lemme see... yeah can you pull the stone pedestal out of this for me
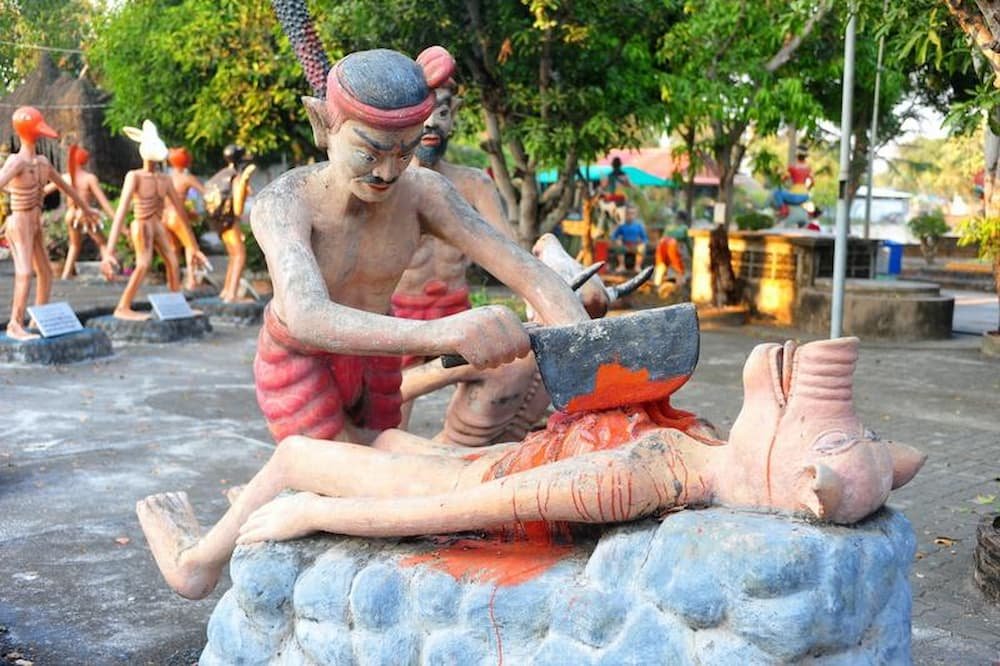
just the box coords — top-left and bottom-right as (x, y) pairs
(201, 507), (916, 665)
(84, 314), (212, 343)
(0, 328), (112, 364)
(189, 297), (266, 326)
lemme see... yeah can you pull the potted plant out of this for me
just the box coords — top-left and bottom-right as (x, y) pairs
(907, 210), (950, 265)
(957, 215), (1000, 356)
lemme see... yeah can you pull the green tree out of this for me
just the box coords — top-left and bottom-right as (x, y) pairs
(659, 0), (833, 227)
(316, 0), (675, 245)
(0, 0), (100, 91)
(88, 0), (313, 166)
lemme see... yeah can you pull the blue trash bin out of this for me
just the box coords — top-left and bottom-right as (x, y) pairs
(879, 240), (903, 276)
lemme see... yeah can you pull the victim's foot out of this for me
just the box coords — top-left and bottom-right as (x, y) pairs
(114, 307), (151, 321)
(5, 322), (39, 341)
(136, 491), (221, 600)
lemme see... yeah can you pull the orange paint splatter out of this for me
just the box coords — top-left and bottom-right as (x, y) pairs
(565, 363), (690, 413)
(400, 538), (573, 587)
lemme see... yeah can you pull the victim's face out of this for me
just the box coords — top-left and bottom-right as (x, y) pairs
(329, 120), (423, 203)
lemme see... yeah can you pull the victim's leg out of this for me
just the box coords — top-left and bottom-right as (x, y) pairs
(137, 432), (471, 599)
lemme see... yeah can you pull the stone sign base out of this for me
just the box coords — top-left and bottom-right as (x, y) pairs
(189, 297), (266, 326)
(201, 507), (915, 665)
(85, 314), (212, 343)
(0, 328), (112, 364)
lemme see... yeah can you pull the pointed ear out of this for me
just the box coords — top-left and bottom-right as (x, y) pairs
(123, 126), (143, 143)
(798, 464), (842, 520)
(302, 96), (331, 149)
(885, 441), (926, 490)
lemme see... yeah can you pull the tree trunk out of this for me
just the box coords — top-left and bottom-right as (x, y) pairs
(683, 125), (697, 224)
(709, 222), (740, 306)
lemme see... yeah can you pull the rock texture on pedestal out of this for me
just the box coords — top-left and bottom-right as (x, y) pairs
(85, 314), (211, 343)
(0, 328), (112, 364)
(189, 297), (266, 326)
(974, 514), (1000, 603)
(201, 507), (916, 665)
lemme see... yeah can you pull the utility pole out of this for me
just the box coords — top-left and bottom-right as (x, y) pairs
(831, 7), (856, 338)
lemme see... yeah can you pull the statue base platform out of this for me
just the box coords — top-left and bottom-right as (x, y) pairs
(189, 297), (266, 326)
(201, 507), (915, 665)
(84, 314), (212, 343)
(0, 328), (112, 364)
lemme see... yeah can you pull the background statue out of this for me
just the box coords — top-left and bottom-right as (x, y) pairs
(44, 144), (116, 280)
(101, 120), (189, 320)
(391, 78), (513, 426)
(164, 147), (209, 291)
(203, 144), (255, 302)
(0, 107), (97, 339)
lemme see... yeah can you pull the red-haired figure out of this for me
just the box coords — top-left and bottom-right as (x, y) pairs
(45, 144), (116, 280)
(165, 147), (209, 290)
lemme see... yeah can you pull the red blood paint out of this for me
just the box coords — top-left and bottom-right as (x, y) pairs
(566, 364), (690, 413)
(400, 538), (573, 587)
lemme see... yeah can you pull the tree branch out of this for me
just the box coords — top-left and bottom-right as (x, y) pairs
(764, 0), (833, 73)
(945, 0), (1000, 75)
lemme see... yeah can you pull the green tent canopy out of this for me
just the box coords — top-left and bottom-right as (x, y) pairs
(537, 164), (676, 188)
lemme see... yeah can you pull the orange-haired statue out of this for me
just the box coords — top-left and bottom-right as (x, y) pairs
(165, 147), (209, 291)
(100, 120), (190, 320)
(45, 144), (116, 280)
(0, 107), (98, 339)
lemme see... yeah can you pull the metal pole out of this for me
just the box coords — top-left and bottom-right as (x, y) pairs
(831, 8), (856, 339)
(863, 0), (888, 239)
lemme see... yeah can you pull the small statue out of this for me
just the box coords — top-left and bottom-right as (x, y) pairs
(101, 120), (190, 320)
(391, 77), (513, 425)
(137, 335), (924, 600)
(164, 147), (209, 291)
(0, 107), (98, 339)
(244, 46), (586, 445)
(44, 144), (117, 280)
(203, 144), (255, 302)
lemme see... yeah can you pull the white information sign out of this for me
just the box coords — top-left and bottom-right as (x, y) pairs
(149, 292), (195, 321)
(27, 302), (83, 338)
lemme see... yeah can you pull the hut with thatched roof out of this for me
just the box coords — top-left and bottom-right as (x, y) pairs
(0, 54), (136, 187)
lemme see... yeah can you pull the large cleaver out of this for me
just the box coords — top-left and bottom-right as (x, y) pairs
(442, 302), (699, 413)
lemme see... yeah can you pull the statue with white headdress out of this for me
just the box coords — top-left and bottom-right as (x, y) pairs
(101, 120), (193, 320)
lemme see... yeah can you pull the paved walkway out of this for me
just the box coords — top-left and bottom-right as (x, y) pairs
(0, 265), (997, 664)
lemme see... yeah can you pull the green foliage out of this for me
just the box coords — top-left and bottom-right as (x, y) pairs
(0, 0), (98, 90)
(734, 211), (775, 231)
(885, 130), (983, 201)
(242, 222), (268, 273)
(469, 287), (527, 321)
(957, 216), (1000, 260)
(907, 210), (949, 240)
(88, 0), (314, 166)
